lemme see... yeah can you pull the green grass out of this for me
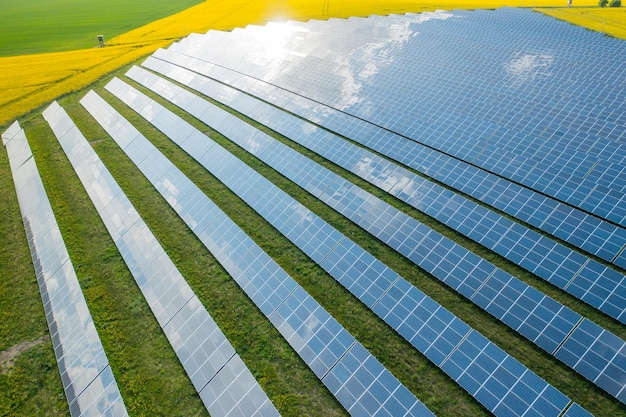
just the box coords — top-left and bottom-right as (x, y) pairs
(0, 0), (203, 57)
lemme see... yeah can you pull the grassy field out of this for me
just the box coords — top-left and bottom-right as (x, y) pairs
(1, 1), (626, 416)
(0, 0), (203, 56)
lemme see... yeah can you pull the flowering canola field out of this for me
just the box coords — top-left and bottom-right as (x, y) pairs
(0, 0), (623, 127)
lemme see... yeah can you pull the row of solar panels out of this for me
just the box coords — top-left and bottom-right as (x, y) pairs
(169, 7), (626, 229)
(97, 71), (600, 416)
(139, 40), (625, 342)
(2, 122), (128, 417)
(4, 8), (625, 416)
(2, 55), (618, 417)
(117, 60), (626, 407)
(294, 10), (626, 181)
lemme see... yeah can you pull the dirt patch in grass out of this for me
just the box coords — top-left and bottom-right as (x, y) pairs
(0, 336), (48, 374)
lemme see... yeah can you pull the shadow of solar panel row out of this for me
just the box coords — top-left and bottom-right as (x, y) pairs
(120, 63), (626, 404)
(104, 75), (595, 417)
(224, 12), (624, 221)
(152, 39), (626, 271)
(136, 57), (626, 326)
(2, 122), (129, 417)
(42, 101), (280, 417)
(80, 90), (435, 417)
(166, 8), (626, 227)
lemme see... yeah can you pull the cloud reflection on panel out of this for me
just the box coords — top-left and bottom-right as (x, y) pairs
(505, 52), (554, 87)
(246, 11), (455, 112)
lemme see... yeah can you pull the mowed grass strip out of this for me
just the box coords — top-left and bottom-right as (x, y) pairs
(2, 1), (625, 416)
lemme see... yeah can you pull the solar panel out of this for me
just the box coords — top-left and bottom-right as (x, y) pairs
(113, 68), (626, 405)
(81, 89), (435, 417)
(134, 58), (626, 324)
(102, 76), (596, 416)
(151, 9), (626, 259)
(145, 47), (626, 272)
(210, 9), (626, 225)
(2, 120), (128, 417)
(43, 101), (280, 417)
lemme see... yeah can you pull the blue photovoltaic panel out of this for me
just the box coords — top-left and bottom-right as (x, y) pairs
(149, 20), (626, 269)
(2, 119), (128, 417)
(167, 8), (626, 226)
(554, 319), (626, 403)
(116, 67), (626, 406)
(134, 58), (626, 324)
(44, 100), (280, 417)
(104, 76), (593, 417)
(81, 88), (435, 417)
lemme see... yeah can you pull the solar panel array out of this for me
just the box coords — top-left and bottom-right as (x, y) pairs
(42, 101), (280, 417)
(120, 61), (626, 405)
(102, 74), (595, 417)
(137, 56), (626, 325)
(154, 10), (626, 271)
(79, 89), (436, 417)
(2, 121), (128, 417)
(5, 7), (626, 416)
(169, 8), (626, 227)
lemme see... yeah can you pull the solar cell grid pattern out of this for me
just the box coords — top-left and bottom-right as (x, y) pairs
(234, 9), (626, 222)
(162, 7), (626, 256)
(42, 101), (280, 417)
(138, 55), (626, 325)
(152, 40), (626, 273)
(122, 56), (626, 405)
(2, 121), (128, 417)
(104, 74), (593, 417)
(80, 88), (435, 417)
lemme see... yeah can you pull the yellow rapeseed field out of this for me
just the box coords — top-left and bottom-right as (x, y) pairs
(0, 0), (622, 127)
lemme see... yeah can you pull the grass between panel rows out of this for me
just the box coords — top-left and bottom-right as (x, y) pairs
(2, 2), (626, 416)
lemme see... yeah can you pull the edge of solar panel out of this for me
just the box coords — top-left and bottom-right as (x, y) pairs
(102, 75), (597, 417)
(136, 56), (626, 325)
(41, 102), (281, 417)
(154, 11), (626, 265)
(79, 89), (436, 417)
(2, 121), (129, 417)
(117, 64), (626, 406)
